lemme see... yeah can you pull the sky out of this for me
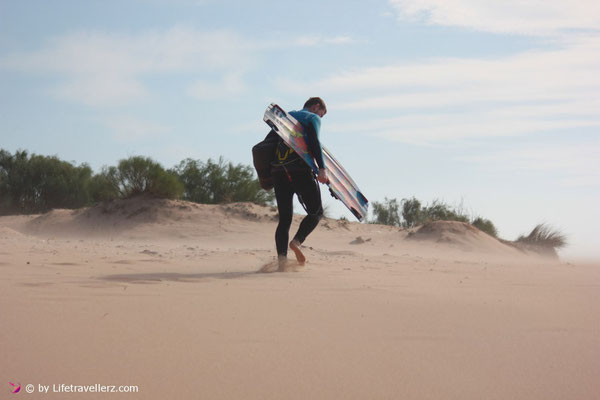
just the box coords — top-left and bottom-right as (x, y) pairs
(1, 0), (599, 260)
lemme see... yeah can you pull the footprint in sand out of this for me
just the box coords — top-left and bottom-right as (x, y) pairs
(257, 261), (278, 273)
(257, 259), (304, 273)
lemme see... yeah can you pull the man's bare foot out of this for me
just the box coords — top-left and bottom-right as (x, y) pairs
(289, 239), (306, 265)
(277, 255), (289, 272)
(277, 258), (305, 273)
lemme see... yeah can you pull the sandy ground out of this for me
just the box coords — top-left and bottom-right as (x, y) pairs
(2, 199), (599, 399)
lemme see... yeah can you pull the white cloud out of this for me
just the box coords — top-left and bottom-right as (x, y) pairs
(280, 33), (600, 144)
(0, 27), (253, 106)
(3, 27), (251, 74)
(457, 141), (600, 188)
(292, 35), (355, 47)
(54, 74), (149, 107)
(1, 26), (356, 107)
(187, 72), (246, 100)
(284, 34), (600, 96)
(105, 116), (172, 142)
(388, 0), (600, 36)
(328, 110), (600, 145)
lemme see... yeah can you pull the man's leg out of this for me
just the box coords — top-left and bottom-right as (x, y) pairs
(273, 171), (294, 259)
(290, 171), (323, 256)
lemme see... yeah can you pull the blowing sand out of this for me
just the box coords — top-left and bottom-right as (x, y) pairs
(2, 198), (599, 399)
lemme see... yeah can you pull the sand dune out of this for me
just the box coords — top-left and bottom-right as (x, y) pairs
(2, 198), (599, 399)
(407, 220), (524, 256)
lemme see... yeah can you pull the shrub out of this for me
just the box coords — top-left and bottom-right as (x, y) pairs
(471, 217), (498, 237)
(371, 197), (401, 226)
(172, 157), (273, 205)
(400, 197), (469, 227)
(401, 197), (422, 227)
(0, 149), (29, 213)
(1, 149), (276, 214)
(373, 196), (493, 231)
(421, 199), (469, 224)
(0, 149), (93, 214)
(102, 156), (183, 199)
(88, 170), (120, 202)
(29, 155), (94, 210)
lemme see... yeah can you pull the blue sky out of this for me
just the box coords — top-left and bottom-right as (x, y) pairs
(1, 0), (599, 259)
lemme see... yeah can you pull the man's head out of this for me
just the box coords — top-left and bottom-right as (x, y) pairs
(303, 97), (327, 117)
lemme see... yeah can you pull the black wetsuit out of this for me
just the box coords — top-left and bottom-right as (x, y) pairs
(271, 109), (325, 257)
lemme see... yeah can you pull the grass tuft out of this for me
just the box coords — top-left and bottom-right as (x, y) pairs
(517, 223), (567, 249)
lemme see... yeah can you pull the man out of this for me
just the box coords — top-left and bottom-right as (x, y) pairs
(271, 97), (329, 271)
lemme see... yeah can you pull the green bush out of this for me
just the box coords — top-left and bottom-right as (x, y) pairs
(372, 196), (496, 234)
(0, 149), (93, 214)
(172, 157), (273, 205)
(103, 156), (183, 199)
(471, 217), (498, 237)
(1, 148), (273, 214)
(0, 149), (29, 213)
(88, 169), (120, 202)
(421, 199), (469, 224)
(398, 197), (469, 227)
(371, 197), (401, 226)
(401, 197), (422, 227)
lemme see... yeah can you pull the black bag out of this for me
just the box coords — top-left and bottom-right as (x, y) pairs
(252, 130), (279, 190)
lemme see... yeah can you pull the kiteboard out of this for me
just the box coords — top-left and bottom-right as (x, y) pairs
(263, 103), (369, 221)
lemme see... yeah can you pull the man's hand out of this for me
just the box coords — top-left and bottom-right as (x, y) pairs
(317, 168), (329, 184)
